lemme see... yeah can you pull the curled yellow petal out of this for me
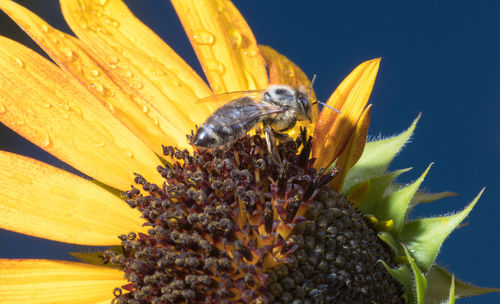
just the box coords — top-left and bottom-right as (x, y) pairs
(312, 58), (380, 169)
(59, 0), (214, 146)
(0, 36), (163, 191)
(0, 0), (193, 152)
(259, 45), (319, 138)
(171, 0), (268, 93)
(331, 104), (372, 191)
(0, 151), (145, 245)
(0, 259), (124, 304)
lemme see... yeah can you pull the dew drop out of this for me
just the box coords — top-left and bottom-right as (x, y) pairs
(0, 105), (6, 114)
(129, 81), (144, 90)
(205, 60), (225, 74)
(94, 141), (106, 147)
(142, 105), (149, 113)
(125, 149), (134, 158)
(123, 70), (133, 78)
(89, 69), (100, 77)
(41, 103), (51, 109)
(41, 23), (49, 33)
(108, 64), (117, 70)
(172, 80), (181, 87)
(51, 37), (59, 44)
(229, 29), (242, 47)
(96, 0), (108, 6)
(106, 101), (116, 113)
(63, 113), (69, 120)
(244, 48), (259, 57)
(40, 134), (51, 148)
(62, 48), (74, 60)
(193, 30), (215, 45)
(153, 117), (159, 126)
(14, 57), (24, 68)
(79, 23), (89, 30)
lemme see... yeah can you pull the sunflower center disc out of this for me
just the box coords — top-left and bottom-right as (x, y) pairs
(104, 129), (404, 304)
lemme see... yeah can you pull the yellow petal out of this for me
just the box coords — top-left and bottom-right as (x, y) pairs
(259, 45), (319, 138)
(0, 0), (193, 152)
(312, 58), (380, 169)
(0, 151), (145, 245)
(0, 36), (163, 191)
(59, 0), (214, 146)
(0, 259), (124, 304)
(171, 0), (268, 93)
(331, 104), (372, 191)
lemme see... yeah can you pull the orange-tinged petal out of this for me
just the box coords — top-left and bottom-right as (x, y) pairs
(0, 259), (124, 304)
(0, 151), (145, 246)
(0, 36), (163, 191)
(331, 104), (372, 191)
(0, 0), (189, 152)
(59, 0), (213, 145)
(171, 0), (268, 93)
(312, 58), (380, 169)
(259, 45), (319, 138)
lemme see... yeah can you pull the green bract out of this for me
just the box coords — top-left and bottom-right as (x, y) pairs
(344, 115), (499, 303)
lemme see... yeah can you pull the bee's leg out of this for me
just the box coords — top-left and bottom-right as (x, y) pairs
(264, 127), (282, 165)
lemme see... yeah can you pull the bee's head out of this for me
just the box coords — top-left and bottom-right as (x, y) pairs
(265, 85), (312, 122)
(295, 88), (313, 123)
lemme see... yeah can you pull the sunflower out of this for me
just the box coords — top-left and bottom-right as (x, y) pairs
(0, 0), (497, 303)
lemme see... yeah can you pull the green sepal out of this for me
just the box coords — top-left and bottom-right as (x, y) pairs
(373, 164), (432, 237)
(380, 262), (412, 303)
(424, 265), (500, 304)
(447, 274), (456, 304)
(356, 167), (412, 214)
(403, 244), (427, 304)
(343, 114), (420, 193)
(378, 231), (400, 256)
(70, 246), (122, 268)
(412, 190), (458, 205)
(400, 188), (484, 273)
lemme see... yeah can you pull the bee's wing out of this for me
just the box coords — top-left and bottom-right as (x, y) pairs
(218, 99), (285, 128)
(195, 90), (266, 107)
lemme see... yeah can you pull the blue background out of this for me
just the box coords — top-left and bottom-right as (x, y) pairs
(1, 1), (499, 303)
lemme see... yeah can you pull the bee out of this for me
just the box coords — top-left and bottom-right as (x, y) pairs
(193, 84), (315, 148)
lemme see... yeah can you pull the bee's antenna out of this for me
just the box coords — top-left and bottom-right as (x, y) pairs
(309, 74), (317, 95)
(309, 74), (340, 114)
(312, 100), (341, 114)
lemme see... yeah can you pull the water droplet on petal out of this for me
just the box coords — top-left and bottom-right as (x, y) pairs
(142, 105), (149, 113)
(62, 48), (74, 60)
(41, 24), (49, 33)
(153, 117), (159, 126)
(205, 60), (225, 75)
(129, 81), (143, 90)
(41, 103), (51, 109)
(89, 69), (100, 77)
(0, 105), (6, 114)
(193, 30), (215, 45)
(125, 149), (134, 158)
(94, 141), (106, 147)
(108, 64), (117, 70)
(40, 134), (51, 148)
(63, 113), (69, 120)
(229, 29), (242, 47)
(79, 23), (89, 30)
(14, 57), (24, 68)
(123, 70), (133, 78)
(244, 48), (259, 57)
(96, 0), (108, 5)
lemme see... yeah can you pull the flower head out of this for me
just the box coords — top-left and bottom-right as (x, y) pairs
(0, 0), (498, 303)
